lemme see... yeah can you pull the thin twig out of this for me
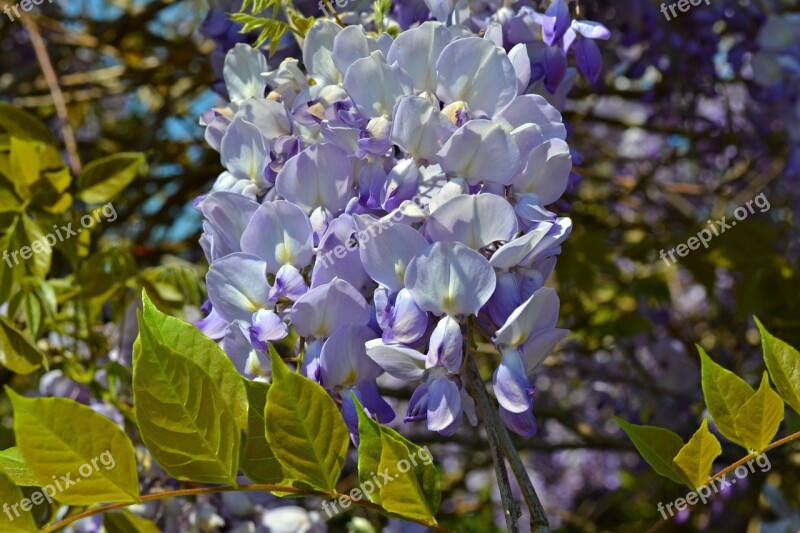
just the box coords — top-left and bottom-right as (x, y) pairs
(464, 354), (522, 533)
(21, 16), (82, 175)
(647, 430), (800, 532)
(469, 321), (551, 531)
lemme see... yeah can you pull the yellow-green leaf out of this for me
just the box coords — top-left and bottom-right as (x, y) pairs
(265, 350), (348, 494)
(699, 346), (754, 448)
(354, 397), (440, 519)
(378, 432), (439, 522)
(77, 153), (146, 204)
(6, 389), (140, 505)
(673, 419), (722, 490)
(756, 317), (800, 415)
(0, 448), (39, 486)
(615, 417), (689, 485)
(0, 315), (48, 374)
(19, 217), (52, 279)
(355, 398), (384, 506)
(733, 371), (784, 453)
(132, 292), (247, 485)
(9, 138), (41, 197)
(0, 472), (38, 532)
(0, 104), (57, 146)
(240, 379), (283, 484)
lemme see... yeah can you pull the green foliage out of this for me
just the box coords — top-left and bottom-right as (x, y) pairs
(757, 317), (800, 414)
(699, 346), (754, 448)
(355, 400), (441, 522)
(77, 153), (147, 204)
(673, 419), (722, 490)
(614, 418), (689, 486)
(0, 448), (39, 487)
(374, 0), (392, 33)
(265, 349), (349, 494)
(0, 472), (38, 532)
(620, 320), (796, 492)
(240, 379), (283, 484)
(6, 389), (140, 505)
(232, 0), (315, 56)
(132, 292), (247, 485)
(734, 372), (784, 453)
(0, 315), (48, 375)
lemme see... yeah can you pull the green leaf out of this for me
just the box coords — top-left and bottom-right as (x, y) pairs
(614, 417), (689, 485)
(734, 371), (784, 453)
(355, 397), (441, 520)
(0, 472), (38, 532)
(9, 138), (41, 197)
(0, 448), (39, 486)
(6, 389), (140, 505)
(355, 399), (384, 506)
(673, 419), (722, 490)
(756, 317), (800, 415)
(104, 510), (162, 533)
(17, 217), (52, 279)
(240, 379), (283, 484)
(373, 0), (392, 33)
(289, 11), (315, 37)
(265, 349), (348, 494)
(378, 432), (439, 522)
(0, 104), (57, 146)
(699, 346), (755, 448)
(0, 315), (48, 374)
(77, 153), (146, 204)
(354, 399), (440, 522)
(132, 292), (247, 485)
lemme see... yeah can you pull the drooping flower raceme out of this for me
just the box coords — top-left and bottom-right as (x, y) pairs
(195, 17), (580, 437)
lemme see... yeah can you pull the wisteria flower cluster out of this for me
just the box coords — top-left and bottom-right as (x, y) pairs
(195, 17), (588, 439)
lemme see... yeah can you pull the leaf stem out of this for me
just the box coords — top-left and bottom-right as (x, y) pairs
(42, 483), (455, 533)
(647, 429), (800, 532)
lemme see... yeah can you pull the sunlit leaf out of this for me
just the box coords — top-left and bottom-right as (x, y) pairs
(240, 379), (283, 484)
(673, 419), (722, 490)
(734, 371), (784, 453)
(0, 448), (39, 486)
(0, 472), (37, 532)
(132, 292), (247, 485)
(265, 349), (348, 494)
(0, 315), (48, 374)
(77, 153), (146, 204)
(699, 346), (754, 448)
(355, 399), (440, 522)
(756, 317), (800, 415)
(6, 389), (140, 505)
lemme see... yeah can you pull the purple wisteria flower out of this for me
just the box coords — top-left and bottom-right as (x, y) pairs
(195, 17), (578, 436)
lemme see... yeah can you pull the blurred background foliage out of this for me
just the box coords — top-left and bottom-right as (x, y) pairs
(0, 0), (798, 531)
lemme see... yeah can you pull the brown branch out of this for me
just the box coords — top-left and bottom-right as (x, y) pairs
(21, 16), (82, 175)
